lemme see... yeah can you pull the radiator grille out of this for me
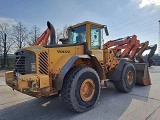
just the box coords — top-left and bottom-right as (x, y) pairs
(14, 51), (25, 75)
(38, 52), (49, 74)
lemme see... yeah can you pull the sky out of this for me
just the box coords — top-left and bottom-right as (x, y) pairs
(0, 0), (160, 53)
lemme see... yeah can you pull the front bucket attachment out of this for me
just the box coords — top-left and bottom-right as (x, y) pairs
(134, 63), (151, 85)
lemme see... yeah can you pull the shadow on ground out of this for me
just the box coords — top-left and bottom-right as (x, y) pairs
(0, 82), (151, 120)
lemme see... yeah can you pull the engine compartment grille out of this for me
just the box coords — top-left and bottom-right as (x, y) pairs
(38, 51), (49, 74)
(14, 51), (25, 75)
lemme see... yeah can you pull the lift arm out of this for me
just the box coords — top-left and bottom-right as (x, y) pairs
(103, 35), (140, 59)
(33, 28), (50, 46)
(33, 21), (56, 46)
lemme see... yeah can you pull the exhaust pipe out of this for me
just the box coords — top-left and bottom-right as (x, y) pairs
(47, 21), (56, 45)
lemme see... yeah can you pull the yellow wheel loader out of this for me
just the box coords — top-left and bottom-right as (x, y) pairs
(5, 21), (151, 112)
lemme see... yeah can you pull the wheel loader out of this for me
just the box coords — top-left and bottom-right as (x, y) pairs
(5, 21), (151, 112)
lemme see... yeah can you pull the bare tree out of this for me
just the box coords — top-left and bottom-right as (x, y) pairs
(29, 25), (41, 44)
(11, 22), (28, 49)
(59, 25), (68, 39)
(0, 23), (14, 68)
(55, 29), (62, 44)
(56, 25), (68, 44)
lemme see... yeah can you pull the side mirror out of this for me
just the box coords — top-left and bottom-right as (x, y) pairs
(104, 25), (109, 36)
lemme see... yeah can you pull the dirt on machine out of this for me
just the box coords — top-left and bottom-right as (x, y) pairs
(5, 21), (155, 112)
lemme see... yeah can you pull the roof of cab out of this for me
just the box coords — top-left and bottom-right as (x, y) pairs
(68, 21), (104, 29)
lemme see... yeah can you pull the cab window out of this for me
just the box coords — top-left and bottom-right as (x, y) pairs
(68, 25), (86, 44)
(91, 26), (101, 49)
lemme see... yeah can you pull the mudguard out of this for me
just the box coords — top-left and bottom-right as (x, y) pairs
(55, 55), (103, 90)
(107, 59), (127, 81)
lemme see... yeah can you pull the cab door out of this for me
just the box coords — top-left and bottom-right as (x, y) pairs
(90, 25), (103, 62)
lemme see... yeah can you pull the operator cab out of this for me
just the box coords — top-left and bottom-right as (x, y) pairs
(67, 21), (109, 50)
(65, 21), (109, 61)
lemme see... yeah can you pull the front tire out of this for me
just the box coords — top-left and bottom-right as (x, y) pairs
(113, 62), (136, 93)
(61, 66), (100, 112)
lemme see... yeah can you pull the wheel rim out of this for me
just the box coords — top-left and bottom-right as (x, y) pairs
(127, 71), (133, 85)
(80, 78), (95, 102)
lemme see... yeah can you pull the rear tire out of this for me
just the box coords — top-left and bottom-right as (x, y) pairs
(61, 66), (100, 112)
(113, 62), (136, 93)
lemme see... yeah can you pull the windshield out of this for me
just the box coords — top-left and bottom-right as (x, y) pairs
(69, 25), (86, 44)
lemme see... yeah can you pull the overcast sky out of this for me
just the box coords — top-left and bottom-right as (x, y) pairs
(0, 0), (160, 52)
